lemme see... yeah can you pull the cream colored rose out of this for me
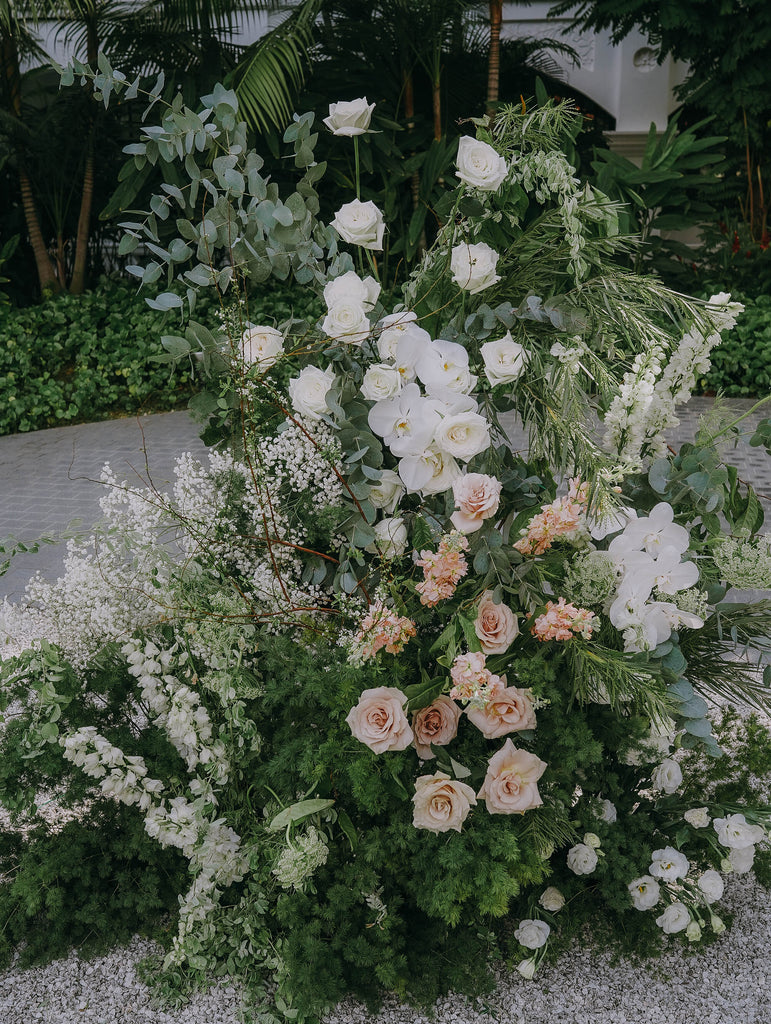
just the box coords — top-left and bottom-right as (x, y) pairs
(456, 136), (508, 191)
(240, 325), (284, 369)
(288, 365), (336, 420)
(361, 363), (402, 402)
(480, 333), (529, 386)
(412, 771), (477, 833)
(331, 199), (385, 250)
(474, 591), (519, 654)
(477, 738), (547, 814)
(368, 469), (404, 513)
(450, 473), (502, 534)
(466, 682), (535, 740)
(539, 887), (565, 913)
(434, 411), (490, 461)
(346, 686), (413, 753)
(323, 97), (375, 136)
(322, 301), (371, 343)
(412, 695), (462, 759)
(450, 242), (501, 294)
(366, 517), (408, 559)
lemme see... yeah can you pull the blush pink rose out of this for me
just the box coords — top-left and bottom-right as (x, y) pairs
(466, 682), (536, 739)
(450, 473), (502, 534)
(346, 686), (414, 754)
(477, 738), (547, 813)
(412, 771), (477, 833)
(412, 695), (463, 759)
(474, 590), (519, 654)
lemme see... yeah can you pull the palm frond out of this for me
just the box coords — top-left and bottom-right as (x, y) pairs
(229, 0), (323, 133)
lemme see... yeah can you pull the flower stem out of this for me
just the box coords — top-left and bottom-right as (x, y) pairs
(354, 135), (361, 201)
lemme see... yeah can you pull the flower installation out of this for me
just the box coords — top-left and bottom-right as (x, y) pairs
(2, 66), (771, 1022)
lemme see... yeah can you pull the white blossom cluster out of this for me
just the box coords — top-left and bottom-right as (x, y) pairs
(562, 550), (619, 607)
(123, 638), (229, 782)
(272, 826), (329, 891)
(61, 726), (164, 811)
(256, 417), (344, 514)
(713, 534), (771, 589)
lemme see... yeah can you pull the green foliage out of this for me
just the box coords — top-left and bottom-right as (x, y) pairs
(698, 294), (771, 397)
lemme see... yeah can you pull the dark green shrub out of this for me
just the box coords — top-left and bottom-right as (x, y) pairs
(699, 294), (771, 397)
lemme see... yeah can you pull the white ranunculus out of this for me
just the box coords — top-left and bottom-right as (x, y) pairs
(240, 325), (284, 369)
(538, 887), (565, 913)
(324, 270), (380, 310)
(567, 843), (598, 876)
(331, 199), (385, 250)
(651, 757), (683, 795)
(323, 97), (375, 136)
(697, 869), (724, 904)
(714, 813), (766, 850)
(513, 919), (550, 950)
(367, 517), (408, 560)
(599, 799), (617, 824)
(656, 902), (690, 935)
(728, 845), (756, 874)
(288, 365), (336, 421)
(480, 332), (528, 386)
(450, 242), (501, 294)
(434, 410), (490, 461)
(368, 383), (443, 458)
(368, 469), (404, 513)
(322, 300), (371, 344)
(398, 446), (460, 496)
(628, 875), (660, 911)
(456, 135), (508, 191)
(361, 363), (403, 402)
(684, 807), (711, 829)
(649, 846), (689, 883)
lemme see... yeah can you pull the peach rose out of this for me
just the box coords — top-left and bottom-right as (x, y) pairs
(478, 738), (547, 814)
(346, 686), (414, 754)
(450, 473), (502, 534)
(474, 591), (519, 654)
(412, 695), (462, 759)
(466, 682), (536, 739)
(412, 771), (477, 833)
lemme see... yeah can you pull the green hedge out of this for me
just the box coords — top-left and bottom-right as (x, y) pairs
(0, 278), (324, 436)
(699, 294), (771, 398)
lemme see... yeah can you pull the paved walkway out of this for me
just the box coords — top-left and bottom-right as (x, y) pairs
(0, 398), (769, 603)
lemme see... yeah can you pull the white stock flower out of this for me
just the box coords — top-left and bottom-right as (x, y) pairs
(324, 270), (380, 310)
(628, 875), (660, 911)
(288, 365), (337, 421)
(332, 199), (385, 250)
(368, 383), (443, 457)
(539, 887), (565, 912)
(513, 919), (551, 950)
(480, 333), (529, 386)
(651, 757), (683, 794)
(567, 843), (598, 875)
(434, 410), (491, 461)
(322, 300), (371, 343)
(656, 902), (690, 935)
(706, 292), (744, 332)
(367, 517), (408, 559)
(450, 242), (501, 294)
(684, 807), (710, 829)
(240, 325), (284, 369)
(714, 813), (766, 850)
(456, 136), (508, 191)
(368, 469), (404, 513)
(361, 363), (403, 401)
(323, 97), (375, 136)
(398, 446), (460, 495)
(649, 846), (689, 883)
(697, 870), (724, 904)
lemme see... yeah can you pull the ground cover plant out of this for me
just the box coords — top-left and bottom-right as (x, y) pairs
(2, 63), (771, 1024)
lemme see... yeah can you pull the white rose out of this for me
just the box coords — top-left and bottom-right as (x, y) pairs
(656, 902), (690, 935)
(331, 199), (385, 250)
(322, 301), (371, 343)
(684, 807), (710, 829)
(516, 957), (537, 980)
(434, 411), (490, 461)
(567, 843), (598, 876)
(456, 135), (508, 191)
(697, 869), (724, 904)
(368, 469), (404, 513)
(450, 242), (501, 294)
(367, 517), (407, 559)
(513, 919), (550, 950)
(538, 887), (565, 913)
(649, 846), (689, 883)
(651, 757), (683, 795)
(324, 270), (380, 310)
(583, 832), (602, 849)
(361, 363), (403, 401)
(240, 325), (284, 369)
(599, 799), (617, 824)
(288, 365), (336, 421)
(323, 97), (375, 136)
(714, 813), (766, 850)
(628, 875), (660, 911)
(728, 845), (755, 874)
(480, 333), (528, 386)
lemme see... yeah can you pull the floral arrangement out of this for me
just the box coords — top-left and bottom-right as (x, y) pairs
(2, 65), (771, 1021)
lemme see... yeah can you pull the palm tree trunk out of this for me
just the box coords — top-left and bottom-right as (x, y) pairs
(487, 0), (504, 119)
(70, 17), (99, 295)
